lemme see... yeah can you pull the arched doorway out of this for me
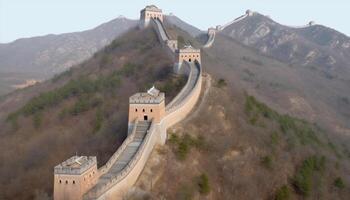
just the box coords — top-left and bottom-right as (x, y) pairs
(189, 58), (192, 62)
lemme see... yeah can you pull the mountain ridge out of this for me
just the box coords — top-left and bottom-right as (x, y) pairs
(0, 15), (201, 97)
(220, 12), (350, 79)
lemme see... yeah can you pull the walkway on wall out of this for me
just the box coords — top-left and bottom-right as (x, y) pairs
(181, 73), (211, 123)
(84, 61), (202, 200)
(153, 19), (170, 41)
(83, 18), (203, 200)
(166, 62), (200, 112)
(85, 121), (151, 197)
(203, 33), (215, 48)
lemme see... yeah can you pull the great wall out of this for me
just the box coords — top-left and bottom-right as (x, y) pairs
(53, 5), (211, 200)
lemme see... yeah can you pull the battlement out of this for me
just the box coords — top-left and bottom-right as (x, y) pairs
(129, 86), (165, 124)
(54, 156), (97, 175)
(129, 86), (165, 104)
(142, 5), (162, 13)
(177, 45), (200, 53)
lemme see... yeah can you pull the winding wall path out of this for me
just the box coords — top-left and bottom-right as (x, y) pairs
(203, 32), (216, 48)
(83, 19), (202, 200)
(153, 19), (170, 41)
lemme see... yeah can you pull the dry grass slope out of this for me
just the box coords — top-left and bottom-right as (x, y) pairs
(136, 80), (350, 199)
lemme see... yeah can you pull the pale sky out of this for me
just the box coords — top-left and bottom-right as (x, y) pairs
(0, 0), (349, 43)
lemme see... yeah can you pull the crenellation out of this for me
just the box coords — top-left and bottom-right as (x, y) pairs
(129, 86), (166, 124)
(54, 156), (97, 175)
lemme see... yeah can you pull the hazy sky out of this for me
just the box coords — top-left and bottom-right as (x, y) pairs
(0, 0), (349, 43)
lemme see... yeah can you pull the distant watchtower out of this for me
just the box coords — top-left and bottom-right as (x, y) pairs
(128, 86), (165, 126)
(54, 156), (98, 200)
(140, 5), (163, 28)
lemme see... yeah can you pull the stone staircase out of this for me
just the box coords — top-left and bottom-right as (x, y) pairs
(85, 121), (151, 197)
(153, 18), (170, 41)
(134, 121), (151, 142)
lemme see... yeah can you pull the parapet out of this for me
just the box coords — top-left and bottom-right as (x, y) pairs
(129, 86), (165, 104)
(54, 156), (97, 175)
(177, 45), (200, 54)
(141, 5), (162, 13)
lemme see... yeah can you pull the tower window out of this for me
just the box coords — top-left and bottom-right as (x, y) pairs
(73, 180), (75, 184)
(150, 109), (153, 112)
(59, 180), (62, 184)
(142, 109), (145, 112)
(65, 180), (68, 184)
(135, 108), (138, 112)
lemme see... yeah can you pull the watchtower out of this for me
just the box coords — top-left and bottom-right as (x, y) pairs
(128, 86), (165, 125)
(54, 156), (98, 200)
(140, 5), (163, 28)
(176, 45), (201, 64)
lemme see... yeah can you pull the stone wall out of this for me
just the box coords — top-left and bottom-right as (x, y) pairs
(161, 62), (202, 139)
(203, 29), (216, 48)
(84, 58), (202, 199)
(150, 19), (176, 59)
(82, 15), (202, 200)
